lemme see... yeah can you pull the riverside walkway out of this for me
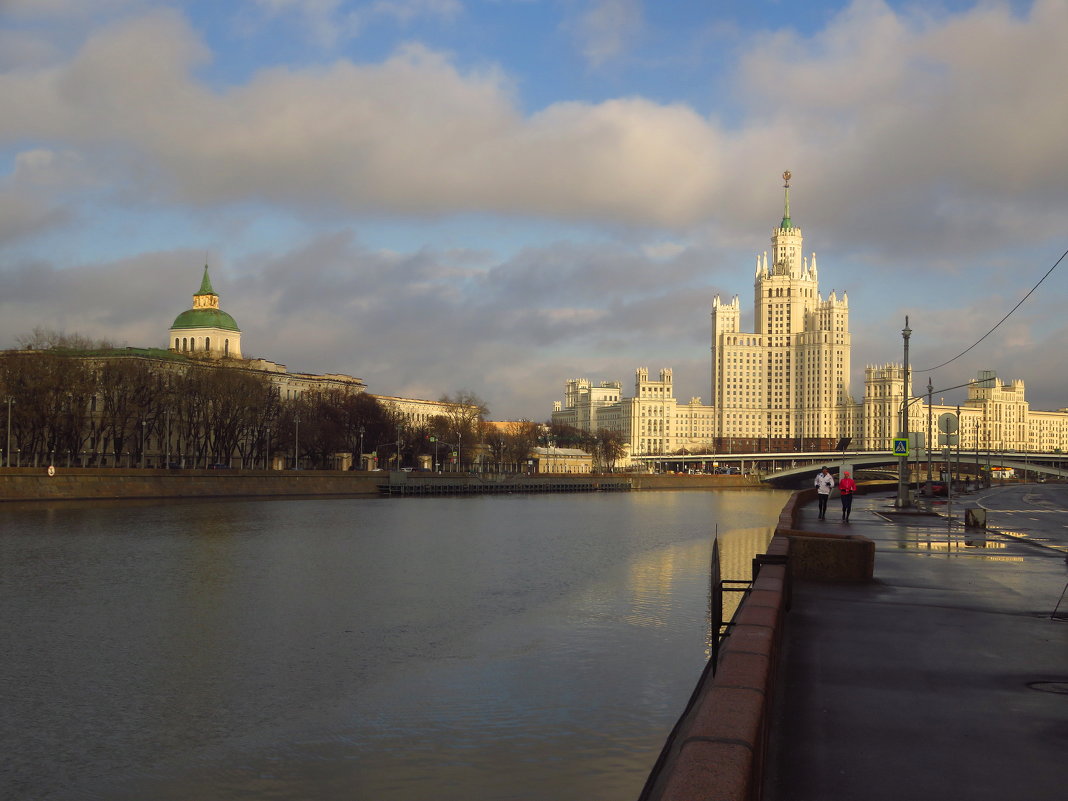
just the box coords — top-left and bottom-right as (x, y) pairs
(763, 487), (1068, 801)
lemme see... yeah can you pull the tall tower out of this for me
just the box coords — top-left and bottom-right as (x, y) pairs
(710, 172), (855, 450)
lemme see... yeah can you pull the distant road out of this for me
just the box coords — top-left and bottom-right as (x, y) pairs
(973, 483), (1068, 552)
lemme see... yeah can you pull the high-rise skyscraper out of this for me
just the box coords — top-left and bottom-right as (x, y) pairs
(711, 172), (854, 450)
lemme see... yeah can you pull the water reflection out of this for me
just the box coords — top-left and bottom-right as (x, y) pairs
(1, 490), (789, 801)
(888, 523), (1029, 558)
(714, 525), (778, 637)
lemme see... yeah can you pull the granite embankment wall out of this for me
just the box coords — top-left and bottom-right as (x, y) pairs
(642, 488), (875, 801)
(0, 467), (758, 502)
(0, 467), (384, 501)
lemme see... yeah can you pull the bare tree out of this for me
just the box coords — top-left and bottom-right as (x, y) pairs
(547, 421), (594, 451)
(96, 359), (156, 466)
(438, 390), (489, 470)
(593, 428), (627, 473)
(438, 390), (488, 441)
(503, 420), (541, 468)
(15, 327), (116, 351)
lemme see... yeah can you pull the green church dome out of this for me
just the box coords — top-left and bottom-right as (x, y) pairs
(170, 307), (241, 331)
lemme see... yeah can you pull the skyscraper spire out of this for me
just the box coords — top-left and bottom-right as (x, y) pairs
(780, 170), (792, 229)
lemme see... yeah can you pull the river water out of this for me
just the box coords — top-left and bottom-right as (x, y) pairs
(1, 489), (788, 801)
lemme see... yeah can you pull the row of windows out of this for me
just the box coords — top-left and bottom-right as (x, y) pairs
(174, 336), (231, 356)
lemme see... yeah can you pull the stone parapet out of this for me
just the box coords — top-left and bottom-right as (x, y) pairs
(643, 486), (876, 800)
(643, 555), (789, 801)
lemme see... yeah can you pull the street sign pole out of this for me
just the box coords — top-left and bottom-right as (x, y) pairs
(897, 317), (912, 508)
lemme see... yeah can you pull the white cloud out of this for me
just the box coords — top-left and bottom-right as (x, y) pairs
(642, 240), (686, 261)
(0, 29), (63, 70)
(0, 188), (67, 244)
(11, 148), (92, 189)
(3, 1), (1068, 418)
(0, 0), (142, 18)
(571, 0), (644, 67)
(0, 149), (93, 243)
(253, 0), (462, 47)
(1, 1), (1063, 261)
(733, 0), (1068, 249)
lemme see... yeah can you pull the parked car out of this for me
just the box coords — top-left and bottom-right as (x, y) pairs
(922, 480), (947, 496)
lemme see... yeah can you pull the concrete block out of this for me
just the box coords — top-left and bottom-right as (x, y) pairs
(784, 533), (874, 582)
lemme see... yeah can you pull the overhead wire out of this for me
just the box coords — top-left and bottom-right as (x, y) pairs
(914, 245), (1068, 373)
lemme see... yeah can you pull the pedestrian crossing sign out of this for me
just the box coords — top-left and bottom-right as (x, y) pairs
(893, 438), (909, 456)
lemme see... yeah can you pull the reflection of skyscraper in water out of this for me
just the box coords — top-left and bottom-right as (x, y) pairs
(715, 525), (776, 627)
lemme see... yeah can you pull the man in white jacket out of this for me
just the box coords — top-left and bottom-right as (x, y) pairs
(814, 466), (835, 520)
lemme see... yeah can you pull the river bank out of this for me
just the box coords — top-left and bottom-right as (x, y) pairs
(0, 466), (762, 502)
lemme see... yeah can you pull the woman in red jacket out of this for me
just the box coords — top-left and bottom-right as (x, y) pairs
(839, 470), (857, 522)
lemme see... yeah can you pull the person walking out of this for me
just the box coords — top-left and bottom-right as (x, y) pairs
(839, 470), (857, 522)
(814, 466), (834, 520)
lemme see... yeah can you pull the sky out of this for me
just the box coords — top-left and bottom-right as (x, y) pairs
(2, 0), (1066, 420)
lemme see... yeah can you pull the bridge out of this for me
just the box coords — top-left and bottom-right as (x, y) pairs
(631, 449), (1068, 487)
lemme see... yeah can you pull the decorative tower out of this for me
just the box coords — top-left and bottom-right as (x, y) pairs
(169, 265), (242, 359)
(710, 172), (855, 450)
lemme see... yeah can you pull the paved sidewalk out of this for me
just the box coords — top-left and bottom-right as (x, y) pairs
(763, 488), (1068, 801)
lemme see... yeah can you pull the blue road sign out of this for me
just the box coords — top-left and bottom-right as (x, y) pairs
(893, 437), (909, 456)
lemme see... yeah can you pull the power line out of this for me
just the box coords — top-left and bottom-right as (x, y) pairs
(915, 245), (1068, 373)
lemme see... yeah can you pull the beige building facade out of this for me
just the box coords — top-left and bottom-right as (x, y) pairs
(553, 368), (716, 456)
(532, 446), (593, 474)
(863, 366), (1068, 454)
(711, 171), (854, 450)
(552, 174), (1068, 457)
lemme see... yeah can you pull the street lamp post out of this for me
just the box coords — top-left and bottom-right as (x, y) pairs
(961, 401), (969, 489)
(927, 377), (934, 487)
(897, 316), (912, 508)
(5, 397), (13, 469)
(141, 420), (147, 469)
(358, 425), (365, 471)
(294, 415), (300, 470)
